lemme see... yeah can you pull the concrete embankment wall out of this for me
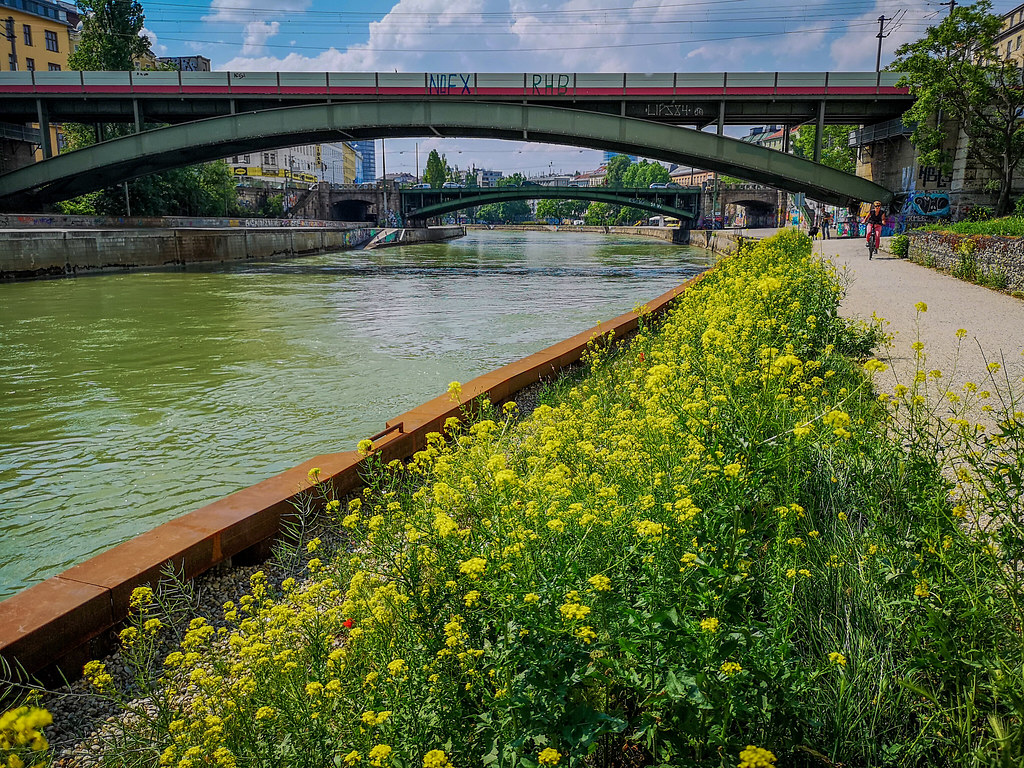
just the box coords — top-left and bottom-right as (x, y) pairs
(364, 226), (465, 250)
(0, 228), (374, 280)
(909, 231), (1024, 292)
(690, 229), (758, 255)
(1, 226), (466, 280)
(0, 266), (709, 685)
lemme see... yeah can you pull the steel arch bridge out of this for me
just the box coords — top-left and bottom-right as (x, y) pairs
(401, 185), (699, 223)
(0, 100), (893, 211)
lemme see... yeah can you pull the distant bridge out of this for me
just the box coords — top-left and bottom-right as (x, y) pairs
(0, 70), (905, 211)
(399, 185), (699, 224)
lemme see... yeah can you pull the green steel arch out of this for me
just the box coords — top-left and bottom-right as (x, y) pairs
(406, 186), (698, 222)
(0, 101), (893, 210)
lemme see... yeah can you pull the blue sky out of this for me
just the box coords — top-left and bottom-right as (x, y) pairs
(138, 0), (1016, 177)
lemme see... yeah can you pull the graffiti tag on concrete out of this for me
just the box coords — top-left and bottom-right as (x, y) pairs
(428, 74), (472, 95)
(530, 74), (571, 95)
(910, 192), (950, 217)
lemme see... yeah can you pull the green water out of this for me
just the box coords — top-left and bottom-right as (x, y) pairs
(0, 230), (712, 599)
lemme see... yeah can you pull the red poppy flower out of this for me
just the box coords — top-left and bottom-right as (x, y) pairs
(343, 618), (354, 629)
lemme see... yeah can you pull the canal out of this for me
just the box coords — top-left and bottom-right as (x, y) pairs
(0, 230), (712, 600)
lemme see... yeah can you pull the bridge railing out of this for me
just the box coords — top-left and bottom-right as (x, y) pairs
(0, 70), (908, 97)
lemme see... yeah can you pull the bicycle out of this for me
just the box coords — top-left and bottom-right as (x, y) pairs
(866, 225), (881, 260)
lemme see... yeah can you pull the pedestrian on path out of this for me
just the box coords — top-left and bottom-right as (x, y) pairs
(821, 211), (832, 239)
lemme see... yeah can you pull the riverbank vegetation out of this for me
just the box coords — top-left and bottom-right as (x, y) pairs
(915, 214), (1024, 237)
(6, 229), (1024, 767)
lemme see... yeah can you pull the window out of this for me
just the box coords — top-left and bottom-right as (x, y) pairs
(23, 24), (31, 46)
(44, 30), (58, 52)
(243, 154), (250, 163)
(47, 62), (60, 70)
(231, 156), (239, 164)
(4, 18), (13, 39)
(25, 58), (34, 71)
(8, 54), (16, 71)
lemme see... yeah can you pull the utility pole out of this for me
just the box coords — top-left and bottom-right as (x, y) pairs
(876, 14), (892, 73)
(940, 0), (956, 15)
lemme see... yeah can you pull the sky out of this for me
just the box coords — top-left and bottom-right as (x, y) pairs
(138, 0), (1018, 178)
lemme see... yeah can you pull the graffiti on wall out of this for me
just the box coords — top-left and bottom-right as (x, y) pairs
(909, 192), (951, 217)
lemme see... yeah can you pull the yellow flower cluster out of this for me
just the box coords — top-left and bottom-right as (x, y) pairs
(0, 707), (51, 758)
(738, 745), (777, 768)
(72, 229), (919, 768)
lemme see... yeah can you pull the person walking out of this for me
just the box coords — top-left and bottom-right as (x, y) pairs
(821, 210), (832, 240)
(864, 201), (885, 260)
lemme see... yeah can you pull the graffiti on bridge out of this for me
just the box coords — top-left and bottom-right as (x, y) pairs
(428, 74), (472, 95)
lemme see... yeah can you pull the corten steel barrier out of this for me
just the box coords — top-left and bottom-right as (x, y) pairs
(0, 270), (708, 685)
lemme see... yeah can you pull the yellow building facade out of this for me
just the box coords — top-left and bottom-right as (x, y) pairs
(998, 3), (1024, 64)
(1, 0), (77, 73)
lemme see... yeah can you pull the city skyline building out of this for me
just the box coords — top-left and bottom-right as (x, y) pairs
(354, 140), (375, 182)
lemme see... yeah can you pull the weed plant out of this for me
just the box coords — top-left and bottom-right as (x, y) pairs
(916, 216), (1024, 237)
(6, 230), (1024, 768)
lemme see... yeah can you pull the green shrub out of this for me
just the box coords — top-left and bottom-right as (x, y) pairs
(889, 234), (909, 257)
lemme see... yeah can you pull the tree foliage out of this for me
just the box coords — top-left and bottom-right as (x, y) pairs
(891, 0), (1024, 215)
(622, 160), (670, 188)
(68, 0), (150, 71)
(423, 150), (449, 188)
(603, 155), (632, 188)
(536, 198), (588, 223)
(792, 126), (857, 174)
(60, 0), (241, 216)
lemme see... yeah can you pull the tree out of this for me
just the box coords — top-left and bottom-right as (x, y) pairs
(423, 150), (449, 188)
(793, 126), (857, 174)
(584, 202), (612, 225)
(622, 160), (670, 188)
(536, 199), (561, 222)
(604, 155), (632, 188)
(59, 0), (241, 216)
(68, 0), (150, 71)
(891, 0), (1024, 215)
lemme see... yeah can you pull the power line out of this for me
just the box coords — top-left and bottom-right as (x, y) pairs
(146, 19), (891, 53)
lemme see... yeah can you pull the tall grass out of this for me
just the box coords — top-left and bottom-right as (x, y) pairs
(6, 229), (1023, 768)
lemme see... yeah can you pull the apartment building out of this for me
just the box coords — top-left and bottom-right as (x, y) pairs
(998, 3), (1024, 63)
(228, 143), (362, 186)
(1, 0), (78, 73)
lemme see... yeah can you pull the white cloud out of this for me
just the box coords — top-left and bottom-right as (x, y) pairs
(204, 0), (310, 24)
(829, 1), (922, 70)
(242, 21), (281, 56)
(141, 26), (167, 57)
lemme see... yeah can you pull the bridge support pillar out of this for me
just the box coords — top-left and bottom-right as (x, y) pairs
(133, 99), (143, 134)
(813, 101), (825, 163)
(35, 99), (52, 159)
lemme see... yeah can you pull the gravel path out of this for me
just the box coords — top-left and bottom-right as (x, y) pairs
(744, 229), (1024, 414)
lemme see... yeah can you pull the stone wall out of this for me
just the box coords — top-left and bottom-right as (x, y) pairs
(1, 227), (376, 280)
(691, 229), (755, 255)
(909, 231), (1024, 292)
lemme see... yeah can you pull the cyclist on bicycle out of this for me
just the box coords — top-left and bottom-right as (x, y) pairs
(864, 200), (885, 260)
